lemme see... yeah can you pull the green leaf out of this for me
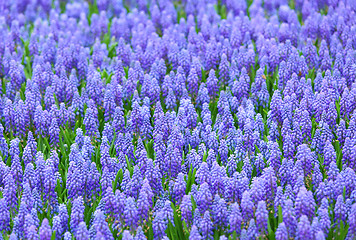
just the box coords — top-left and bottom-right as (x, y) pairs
(125, 155), (133, 175)
(171, 203), (187, 240)
(51, 230), (56, 240)
(186, 166), (197, 194)
(267, 217), (275, 239)
(278, 205), (283, 224)
(112, 169), (123, 192)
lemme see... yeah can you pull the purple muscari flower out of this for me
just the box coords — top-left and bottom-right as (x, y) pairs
(192, 207), (202, 231)
(210, 162), (226, 197)
(335, 195), (347, 223)
(75, 128), (84, 150)
(111, 59), (125, 85)
(200, 211), (213, 240)
(140, 105), (153, 139)
(9, 232), (18, 240)
(134, 226), (146, 240)
(153, 211), (167, 239)
(52, 216), (63, 240)
(112, 107), (125, 134)
(93, 210), (114, 240)
(205, 39), (220, 70)
(189, 225), (202, 240)
(247, 218), (258, 239)
(303, 39), (318, 69)
(348, 203), (356, 239)
(196, 182), (212, 214)
(254, 153), (265, 177)
(9, 138), (20, 161)
(296, 215), (312, 240)
(130, 100), (142, 134)
(318, 207), (330, 234)
(241, 191), (254, 222)
(162, 75), (173, 98)
(343, 138), (354, 167)
(11, 153), (22, 189)
(174, 72), (185, 101)
(27, 131), (37, 156)
(162, 200), (174, 226)
(9, 60), (24, 90)
(13, 215), (21, 239)
(295, 186), (316, 221)
(0, 198), (10, 232)
(137, 188), (150, 222)
(315, 230), (325, 240)
(123, 70), (137, 101)
(283, 199), (297, 237)
(275, 222), (288, 240)
(165, 87), (176, 110)
(4, 173), (17, 212)
(323, 140), (336, 171)
(211, 195), (227, 229)
(296, 144), (313, 176)
(116, 38), (131, 67)
(83, 136), (94, 161)
(172, 173), (186, 204)
(218, 139), (229, 165)
(64, 232), (72, 240)
(187, 67), (199, 96)
(17, 200), (31, 238)
(228, 202), (242, 234)
(250, 176), (266, 205)
(269, 90), (283, 124)
(49, 118), (59, 147)
(103, 89), (116, 122)
(100, 167), (113, 195)
(268, 141), (282, 173)
(206, 70), (218, 99)
(122, 230), (133, 240)
(205, 149), (216, 170)
(256, 200), (268, 234)
(75, 222), (89, 240)
(242, 156), (253, 180)
(86, 162), (100, 200)
(0, 125), (8, 159)
(129, 166), (143, 199)
(196, 162), (210, 186)
(103, 187), (117, 217)
(168, 43), (179, 70)
(196, 83), (209, 108)
(121, 169), (131, 195)
(283, 132), (295, 159)
(3, 99), (13, 131)
(124, 197), (139, 230)
(39, 218), (52, 240)
(13, 101), (28, 138)
(181, 194), (193, 225)
(43, 165), (59, 214)
(67, 161), (83, 200)
(179, 49), (191, 74)
(83, 107), (99, 138)
(312, 163), (323, 191)
(219, 53), (230, 85)
(319, 41), (331, 72)
(27, 224), (39, 240)
(70, 197), (84, 235)
(163, 145), (182, 179)
(32, 187), (42, 214)
(100, 139), (112, 171)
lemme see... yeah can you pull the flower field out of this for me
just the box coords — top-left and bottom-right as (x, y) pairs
(0, 0), (356, 239)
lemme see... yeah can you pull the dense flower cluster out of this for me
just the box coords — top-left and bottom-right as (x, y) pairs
(0, 0), (356, 239)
